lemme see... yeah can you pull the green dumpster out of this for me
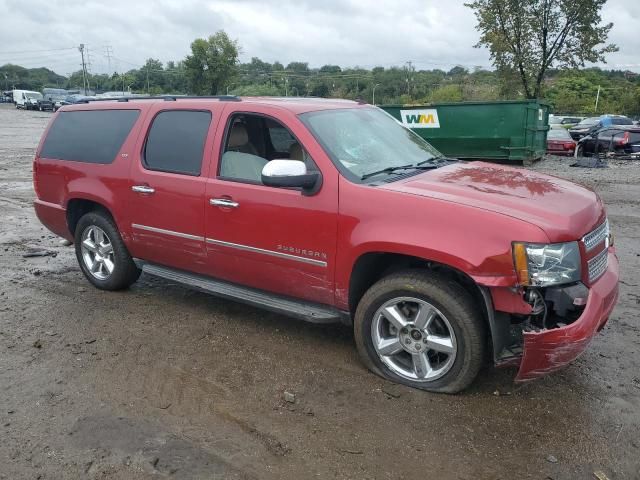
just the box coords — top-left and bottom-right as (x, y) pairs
(380, 100), (550, 163)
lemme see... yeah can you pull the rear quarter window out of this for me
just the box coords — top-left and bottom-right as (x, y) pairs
(40, 110), (140, 164)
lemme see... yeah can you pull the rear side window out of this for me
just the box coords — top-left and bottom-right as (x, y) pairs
(612, 118), (632, 125)
(40, 110), (140, 163)
(144, 110), (211, 176)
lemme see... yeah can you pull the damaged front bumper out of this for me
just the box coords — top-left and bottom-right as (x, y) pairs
(514, 250), (619, 382)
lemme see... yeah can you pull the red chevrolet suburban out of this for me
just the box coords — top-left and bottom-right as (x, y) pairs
(33, 96), (619, 393)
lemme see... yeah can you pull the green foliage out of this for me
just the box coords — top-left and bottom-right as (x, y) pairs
(184, 31), (240, 95)
(0, 64), (66, 91)
(466, 0), (618, 98)
(428, 84), (464, 103)
(545, 68), (640, 115)
(231, 84), (282, 96)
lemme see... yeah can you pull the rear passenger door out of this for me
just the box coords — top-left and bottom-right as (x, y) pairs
(127, 104), (219, 273)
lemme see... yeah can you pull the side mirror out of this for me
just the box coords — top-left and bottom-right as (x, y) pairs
(261, 160), (321, 193)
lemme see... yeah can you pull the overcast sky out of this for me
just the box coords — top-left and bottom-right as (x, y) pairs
(0, 0), (638, 76)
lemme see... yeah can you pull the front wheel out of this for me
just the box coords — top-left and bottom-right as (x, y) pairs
(354, 271), (486, 394)
(74, 211), (141, 290)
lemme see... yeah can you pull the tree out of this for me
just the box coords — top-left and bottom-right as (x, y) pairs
(136, 58), (164, 93)
(184, 31), (240, 95)
(466, 0), (618, 98)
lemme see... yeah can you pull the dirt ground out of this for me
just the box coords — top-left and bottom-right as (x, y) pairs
(0, 103), (639, 480)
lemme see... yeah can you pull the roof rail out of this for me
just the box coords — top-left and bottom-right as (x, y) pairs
(77, 95), (241, 104)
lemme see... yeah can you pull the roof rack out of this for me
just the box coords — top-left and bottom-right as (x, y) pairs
(77, 95), (241, 104)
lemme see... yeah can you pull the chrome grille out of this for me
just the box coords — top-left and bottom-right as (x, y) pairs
(583, 220), (609, 252)
(588, 247), (608, 283)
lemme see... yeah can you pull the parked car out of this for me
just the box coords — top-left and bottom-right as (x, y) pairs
(549, 115), (582, 129)
(569, 115), (633, 140)
(35, 98), (54, 111)
(576, 125), (640, 157)
(42, 88), (69, 112)
(33, 97), (619, 393)
(57, 95), (95, 109)
(546, 127), (576, 156)
(12, 89), (43, 109)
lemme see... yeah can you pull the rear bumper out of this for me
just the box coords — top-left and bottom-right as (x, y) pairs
(546, 149), (574, 157)
(34, 199), (72, 241)
(515, 250), (619, 382)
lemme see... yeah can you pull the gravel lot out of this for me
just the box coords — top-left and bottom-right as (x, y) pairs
(1, 103), (639, 479)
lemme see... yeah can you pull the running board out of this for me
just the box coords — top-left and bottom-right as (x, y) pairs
(138, 261), (349, 325)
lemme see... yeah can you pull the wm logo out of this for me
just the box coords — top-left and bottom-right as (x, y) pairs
(400, 109), (440, 129)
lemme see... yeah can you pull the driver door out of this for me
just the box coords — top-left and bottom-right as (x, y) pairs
(204, 107), (339, 305)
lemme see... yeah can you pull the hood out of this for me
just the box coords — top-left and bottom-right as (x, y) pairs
(381, 162), (605, 242)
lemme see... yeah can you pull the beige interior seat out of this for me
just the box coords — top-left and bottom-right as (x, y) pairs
(227, 124), (258, 155)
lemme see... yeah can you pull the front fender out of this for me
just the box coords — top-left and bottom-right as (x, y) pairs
(334, 178), (549, 310)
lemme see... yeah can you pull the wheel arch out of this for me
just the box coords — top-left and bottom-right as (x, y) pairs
(66, 197), (116, 237)
(347, 251), (494, 355)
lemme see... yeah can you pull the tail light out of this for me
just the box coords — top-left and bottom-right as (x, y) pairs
(615, 131), (630, 146)
(564, 142), (575, 150)
(33, 158), (40, 198)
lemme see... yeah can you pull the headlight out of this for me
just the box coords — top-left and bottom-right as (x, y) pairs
(513, 241), (581, 286)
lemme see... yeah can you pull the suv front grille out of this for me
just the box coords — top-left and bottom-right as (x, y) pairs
(588, 248), (608, 283)
(583, 220), (609, 252)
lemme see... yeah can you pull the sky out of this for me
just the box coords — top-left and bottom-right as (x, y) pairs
(0, 0), (639, 76)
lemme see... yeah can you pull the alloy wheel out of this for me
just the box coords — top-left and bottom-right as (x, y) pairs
(80, 225), (115, 280)
(371, 296), (457, 382)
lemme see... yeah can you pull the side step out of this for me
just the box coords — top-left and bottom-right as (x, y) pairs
(139, 262), (349, 325)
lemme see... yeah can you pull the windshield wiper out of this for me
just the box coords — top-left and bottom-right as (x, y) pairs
(416, 156), (456, 167)
(361, 164), (415, 180)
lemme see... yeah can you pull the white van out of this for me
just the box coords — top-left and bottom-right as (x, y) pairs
(12, 90), (43, 110)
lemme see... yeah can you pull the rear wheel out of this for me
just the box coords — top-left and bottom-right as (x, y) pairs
(354, 270), (486, 394)
(74, 211), (140, 290)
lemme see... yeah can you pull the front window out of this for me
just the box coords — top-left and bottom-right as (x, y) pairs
(25, 92), (42, 100)
(300, 107), (442, 182)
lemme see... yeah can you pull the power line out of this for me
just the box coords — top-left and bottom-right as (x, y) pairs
(0, 47), (76, 55)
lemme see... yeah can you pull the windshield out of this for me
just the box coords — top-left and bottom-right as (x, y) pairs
(25, 92), (42, 99)
(300, 107), (442, 181)
(549, 116), (563, 125)
(577, 117), (599, 126)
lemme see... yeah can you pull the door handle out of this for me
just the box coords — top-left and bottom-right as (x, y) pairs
(132, 185), (155, 194)
(210, 198), (239, 208)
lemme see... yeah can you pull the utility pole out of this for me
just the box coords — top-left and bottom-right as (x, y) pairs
(146, 66), (150, 94)
(78, 44), (88, 95)
(595, 85), (601, 112)
(405, 61), (414, 96)
(104, 45), (113, 73)
(372, 83), (380, 105)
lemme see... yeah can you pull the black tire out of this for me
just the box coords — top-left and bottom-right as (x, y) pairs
(354, 270), (486, 394)
(74, 211), (140, 290)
